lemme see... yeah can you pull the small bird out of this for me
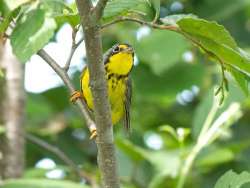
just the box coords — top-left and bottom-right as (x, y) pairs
(71, 43), (134, 139)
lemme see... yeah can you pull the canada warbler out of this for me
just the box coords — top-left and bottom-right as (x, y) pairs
(71, 43), (134, 139)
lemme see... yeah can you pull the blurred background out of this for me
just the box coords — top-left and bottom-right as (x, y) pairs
(1, 0), (250, 188)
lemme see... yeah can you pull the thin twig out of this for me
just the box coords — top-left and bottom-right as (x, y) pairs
(94, 0), (109, 20)
(37, 49), (96, 133)
(64, 35), (84, 72)
(101, 17), (179, 31)
(25, 133), (96, 186)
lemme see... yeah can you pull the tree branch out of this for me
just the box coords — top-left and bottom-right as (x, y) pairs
(37, 49), (96, 134)
(101, 17), (179, 31)
(76, 0), (120, 187)
(94, 0), (109, 20)
(26, 133), (96, 186)
(64, 26), (84, 72)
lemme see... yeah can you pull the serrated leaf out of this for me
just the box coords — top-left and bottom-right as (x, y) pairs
(177, 18), (238, 49)
(10, 9), (56, 62)
(103, 0), (145, 20)
(214, 170), (250, 188)
(2, 179), (90, 188)
(160, 14), (197, 26)
(173, 17), (250, 94)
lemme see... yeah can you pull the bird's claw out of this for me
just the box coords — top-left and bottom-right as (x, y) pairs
(70, 91), (82, 103)
(89, 128), (97, 140)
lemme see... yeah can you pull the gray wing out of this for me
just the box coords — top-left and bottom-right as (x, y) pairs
(124, 77), (132, 132)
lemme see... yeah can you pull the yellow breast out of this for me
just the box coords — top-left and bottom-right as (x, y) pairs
(80, 52), (133, 125)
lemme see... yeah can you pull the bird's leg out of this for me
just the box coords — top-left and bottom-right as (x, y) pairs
(70, 91), (82, 103)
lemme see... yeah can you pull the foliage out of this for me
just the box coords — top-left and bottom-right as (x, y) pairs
(1, 0), (250, 188)
(214, 170), (250, 188)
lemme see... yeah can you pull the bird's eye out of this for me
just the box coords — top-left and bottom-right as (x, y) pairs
(113, 46), (120, 53)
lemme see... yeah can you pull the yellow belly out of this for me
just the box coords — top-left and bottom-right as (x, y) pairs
(81, 68), (126, 125)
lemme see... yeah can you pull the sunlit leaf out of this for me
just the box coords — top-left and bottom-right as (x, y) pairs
(10, 8), (56, 62)
(0, 8), (20, 34)
(103, 0), (146, 20)
(1, 0), (31, 13)
(192, 84), (245, 139)
(160, 14), (197, 26)
(177, 18), (237, 49)
(214, 170), (250, 188)
(228, 66), (249, 96)
(197, 147), (234, 168)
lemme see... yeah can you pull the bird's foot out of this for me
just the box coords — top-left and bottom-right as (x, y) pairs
(70, 91), (82, 103)
(89, 128), (97, 140)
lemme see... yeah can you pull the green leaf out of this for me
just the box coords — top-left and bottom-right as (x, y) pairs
(160, 14), (197, 26)
(115, 137), (146, 161)
(195, 0), (250, 21)
(2, 179), (90, 188)
(214, 170), (250, 188)
(174, 17), (250, 94)
(135, 30), (189, 74)
(0, 68), (4, 77)
(177, 18), (237, 49)
(150, 0), (160, 21)
(103, 0), (145, 20)
(0, 126), (6, 134)
(197, 147), (234, 168)
(0, 8), (20, 34)
(55, 14), (80, 27)
(1, 0), (31, 13)
(10, 8), (56, 62)
(192, 84), (245, 139)
(40, 0), (73, 16)
(116, 138), (180, 178)
(228, 66), (249, 96)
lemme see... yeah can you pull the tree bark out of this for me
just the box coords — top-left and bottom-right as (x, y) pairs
(75, 0), (120, 187)
(0, 40), (25, 179)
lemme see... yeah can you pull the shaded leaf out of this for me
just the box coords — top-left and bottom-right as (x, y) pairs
(10, 8), (56, 62)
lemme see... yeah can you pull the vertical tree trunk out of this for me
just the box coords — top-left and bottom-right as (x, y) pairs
(0, 40), (25, 179)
